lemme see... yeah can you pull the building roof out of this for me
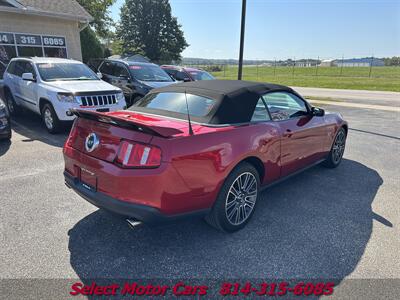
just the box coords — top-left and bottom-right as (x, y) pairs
(340, 57), (384, 64)
(0, 0), (92, 22)
(143, 80), (294, 124)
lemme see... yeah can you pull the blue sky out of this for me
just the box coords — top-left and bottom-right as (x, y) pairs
(110, 0), (400, 60)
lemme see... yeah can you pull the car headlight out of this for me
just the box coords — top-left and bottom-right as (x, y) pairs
(57, 93), (77, 103)
(116, 92), (125, 104)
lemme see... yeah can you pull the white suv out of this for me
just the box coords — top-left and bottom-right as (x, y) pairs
(3, 57), (126, 133)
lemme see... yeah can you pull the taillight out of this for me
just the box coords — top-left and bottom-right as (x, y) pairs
(116, 140), (162, 168)
(66, 119), (78, 147)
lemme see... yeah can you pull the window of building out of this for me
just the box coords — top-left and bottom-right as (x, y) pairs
(17, 46), (43, 57)
(44, 47), (67, 58)
(0, 45), (17, 61)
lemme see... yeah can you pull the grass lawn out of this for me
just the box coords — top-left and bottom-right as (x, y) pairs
(210, 66), (400, 92)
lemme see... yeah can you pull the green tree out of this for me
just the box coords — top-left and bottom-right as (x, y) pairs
(80, 27), (104, 62)
(76, 0), (116, 60)
(77, 0), (116, 38)
(117, 0), (188, 63)
(384, 57), (400, 66)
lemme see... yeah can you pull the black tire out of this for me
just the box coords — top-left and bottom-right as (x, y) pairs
(41, 103), (62, 134)
(205, 162), (260, 232)
(5, 89), (21, 116)
(323, 127), (347, 168)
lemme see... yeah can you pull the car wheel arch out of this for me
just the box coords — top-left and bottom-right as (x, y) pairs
(3, 86), (14, 101)
(3, 85), (11, 95)
(39, 98), (52, 113)
(341, 124), (348, 135)
(228, 155), (265, 183)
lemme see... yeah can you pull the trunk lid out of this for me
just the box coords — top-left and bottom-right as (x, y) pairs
(69, 110), (187, 162)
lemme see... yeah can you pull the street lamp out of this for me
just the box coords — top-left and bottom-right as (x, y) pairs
(238, 0), (247, 80)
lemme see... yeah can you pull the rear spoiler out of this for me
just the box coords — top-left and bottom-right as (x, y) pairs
(71, 109), (184, 138)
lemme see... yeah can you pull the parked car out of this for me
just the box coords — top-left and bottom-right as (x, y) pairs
(63, 80), (347, 232)
(0, 97), (11, 140)
(161, 65), (215, 81)
(86, 58), (104, 73)
(97, 59), (176, 107)
(3, 57), (126, 133)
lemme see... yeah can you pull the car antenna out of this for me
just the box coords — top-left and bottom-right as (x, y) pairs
(184, 90), (194, 135)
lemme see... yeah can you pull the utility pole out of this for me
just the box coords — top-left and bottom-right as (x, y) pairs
(369, 55), (374, 78)
(292, 57), (296, 76)
(340, 54), (344, 76)
(256, 60), (259, 79)
(238, 0), (247, 80)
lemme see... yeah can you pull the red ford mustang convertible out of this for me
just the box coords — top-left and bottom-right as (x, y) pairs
(63, 80), (347, 232)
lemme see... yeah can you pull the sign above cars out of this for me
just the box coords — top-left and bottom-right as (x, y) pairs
(0, 33), (14, 45)
(15, 34), (42, 46)
(42, 36), (66, 47)
(0, 32), (68, 68)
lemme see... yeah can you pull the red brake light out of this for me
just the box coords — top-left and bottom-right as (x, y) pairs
(116, 141), (162, 168)
(66, 120), (78, 148)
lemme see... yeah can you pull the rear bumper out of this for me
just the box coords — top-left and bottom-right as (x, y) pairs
(0, 131), (10, 139)
(64, 172), (209, 224)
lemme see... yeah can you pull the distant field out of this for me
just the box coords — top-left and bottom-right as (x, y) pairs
(208, 66), (400, 92)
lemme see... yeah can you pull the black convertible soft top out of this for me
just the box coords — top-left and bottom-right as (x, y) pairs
(143, 80), (296, 124)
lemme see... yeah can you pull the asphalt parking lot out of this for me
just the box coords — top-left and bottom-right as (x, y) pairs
(0, 98), (399, 298)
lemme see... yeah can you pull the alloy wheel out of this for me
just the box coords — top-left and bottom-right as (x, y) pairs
(7, 97), (14, 114)
(332, 130), (346, 164)
(44, 108), (54, 130)
(225, 172), (258, 225)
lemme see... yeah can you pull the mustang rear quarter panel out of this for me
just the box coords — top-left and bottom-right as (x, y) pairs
(150, 122), (282, 209)
(323, 113), (348, 152)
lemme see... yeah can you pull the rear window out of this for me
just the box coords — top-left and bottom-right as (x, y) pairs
(131, 92), (215, 117)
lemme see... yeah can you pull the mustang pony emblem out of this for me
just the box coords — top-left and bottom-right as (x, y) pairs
(85, 133), (100, 152)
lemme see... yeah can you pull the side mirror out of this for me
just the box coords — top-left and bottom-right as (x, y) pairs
(96, 72), (103, 79)
(311, 106), (325, 117)
(22, 72), (35, 82)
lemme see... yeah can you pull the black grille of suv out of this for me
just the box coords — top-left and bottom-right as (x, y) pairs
(78, 94), (117, 107)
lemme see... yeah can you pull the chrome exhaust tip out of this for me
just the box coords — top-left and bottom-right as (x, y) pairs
(126, 218), (142, 229)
